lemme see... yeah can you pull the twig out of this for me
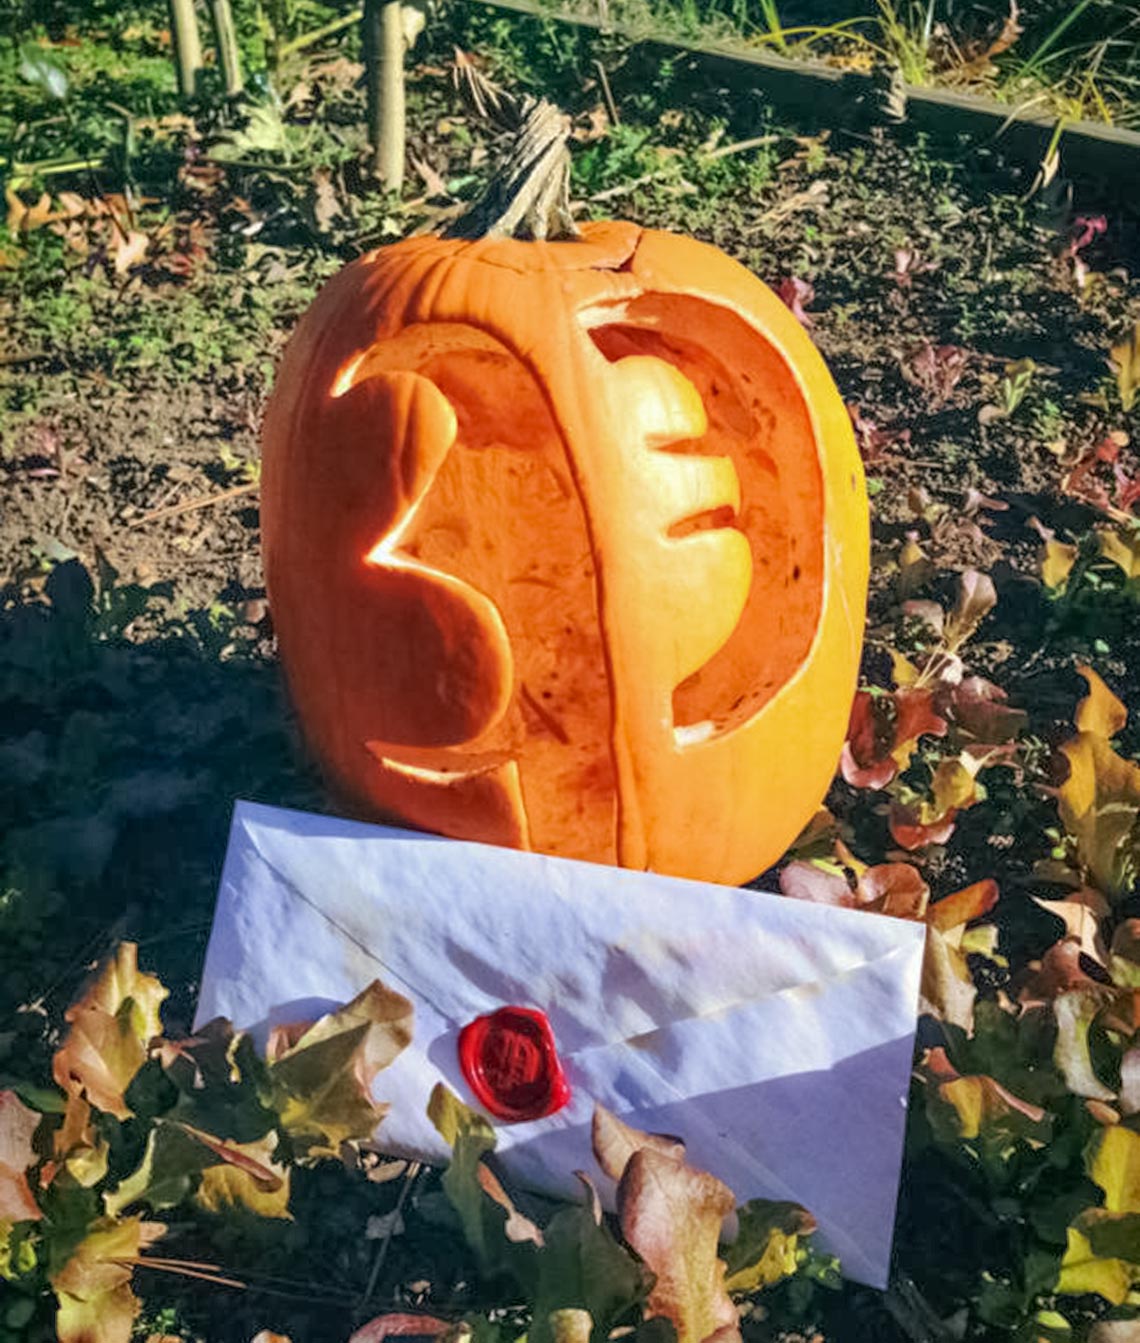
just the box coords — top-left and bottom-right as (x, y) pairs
(280, 7), (363, 56)
(359, 1160), (422, 1309)
(704, 133), (779, 158)
(593, 58), (620, 125)
(128, 479), (258, 528)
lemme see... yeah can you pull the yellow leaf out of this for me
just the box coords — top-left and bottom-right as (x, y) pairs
(890, 648), (921, 688)
(55, 1094), (109, 1189)
(195, 1133), (291, 1220)
(51, 1215), (164, 1343)
(1076, 667), (1128, 739)
(5, 186), (56, 236)
(52, 944), (168, 1120)
(1111, 323), (1140, 413)
(1042, 538), (1079, 590)
(1089, 1125), (1140, 1214)
(1056, 1226), (1134, 1304)
(1099, 529), (1140, 580)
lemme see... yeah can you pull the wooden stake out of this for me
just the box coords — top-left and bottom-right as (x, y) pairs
(169, 0), (205, 97)
(364, 0), (406, 190)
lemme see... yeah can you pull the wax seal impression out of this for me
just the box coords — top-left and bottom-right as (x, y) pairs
(458, 1006), (571, 1122)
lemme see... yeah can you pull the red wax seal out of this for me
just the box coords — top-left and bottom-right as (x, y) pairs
(458, 1006), (571, 1122)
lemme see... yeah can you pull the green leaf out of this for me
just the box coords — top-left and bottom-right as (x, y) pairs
(17, 45), (68, 99)
(722, 1200), (816, 1292)
(160, 1021), (277, 1143)
(428, 1086), (517, 1274)
(103, 1120), (210, 1217)
(268, 981), (413, 1160)
(529, 1205), (650, 1343)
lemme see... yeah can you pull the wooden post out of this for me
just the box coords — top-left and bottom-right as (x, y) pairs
(364, 0), (406, 190)
(169, 0), (205, 97)
(208, 0), (245, 96)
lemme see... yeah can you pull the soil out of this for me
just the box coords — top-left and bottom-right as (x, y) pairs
(2, 11), (1140, 1341)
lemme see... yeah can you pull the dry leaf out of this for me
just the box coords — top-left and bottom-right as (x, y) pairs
(0, 1091), (42, 1222)
(53, 943), (168, 1120)
(617, 1145), (739, 1343)
(52, 1215), (164, 1343)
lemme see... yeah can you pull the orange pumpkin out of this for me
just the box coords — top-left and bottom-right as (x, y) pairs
(261, 219), (868, 885)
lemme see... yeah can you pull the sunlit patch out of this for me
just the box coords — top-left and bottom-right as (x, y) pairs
(332, 351), (367, 398)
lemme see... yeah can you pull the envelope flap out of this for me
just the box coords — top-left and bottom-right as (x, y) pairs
(204, 802), (926, 1057)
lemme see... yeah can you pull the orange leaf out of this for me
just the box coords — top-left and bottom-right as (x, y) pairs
(856, 863), (929, 919)
(927, 879), (1000, 933)
(1075, 666), (1128, 739)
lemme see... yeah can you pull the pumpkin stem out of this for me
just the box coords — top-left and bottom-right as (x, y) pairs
(445, 52), (579, 242)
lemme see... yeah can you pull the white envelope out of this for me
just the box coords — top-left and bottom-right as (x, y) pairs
(195, 800), (925, 1289)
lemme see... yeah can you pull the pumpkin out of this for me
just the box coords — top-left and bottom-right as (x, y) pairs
(261, 99), (868, 887)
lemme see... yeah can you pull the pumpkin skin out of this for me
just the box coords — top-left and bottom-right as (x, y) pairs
(261, 220), (869, 885)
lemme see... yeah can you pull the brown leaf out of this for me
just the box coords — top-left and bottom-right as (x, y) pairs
(947, 677), (1027, 744)
(592, 1107), (685, 1183)
(856, 863), (929, 919)
(921, 1045), (1048, 1144)
(841, 688), (947, 790)
(51, 1093), (110, 1189)
(944, 568), (997, 648)
(1034, 889), (1110, 965)
(0, 1090), (42, 1221)
(617, 1145), (738, 1343)
(53, 943), (168, 1119)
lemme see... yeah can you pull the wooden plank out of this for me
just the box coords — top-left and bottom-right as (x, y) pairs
(467, 0), (1140, 178)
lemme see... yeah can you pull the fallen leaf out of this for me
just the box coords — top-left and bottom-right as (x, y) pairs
(776, 276), (814, 327)
(722, 1199), (816, 1291)
(52, 1215), (164, 1343)
(841, 688), (947, 790)
(592, 1105), (685, 1183)
(268, 980), (413, 1159)
(945, 568), (997, 648)
(1076, 666), (1128, 739)
(922, 1046), (1050, 1146)
(1034, 889), (1110, 966)
(195, 1132), (291, 1219)
(546, 1311), (592, 1343)
(857, 862), (929, 918)
(617, 1144), (739, 1343)
(0, 1092), (42, 1222)
(1057, 670), (1140, 899)
(928, 879), (1000, 934)
(476, 1162), (543, 1246)
(1054, 987), (1120, 1100)
(920, 925), (977, 1030)
(348, 1315), (450, 1343)
(53, 943), (168, 1120)
(778, 859), (853, 906)
(1099, 528), (1140, 579)
(51, 1094), (109, 1189)
(1111, 323), (1140, 413)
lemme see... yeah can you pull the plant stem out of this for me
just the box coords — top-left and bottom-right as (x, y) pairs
(280, 7), (363, 58)
(364, 0), (406, 190)
(169, 0), (205, 98)
(208, 0), (245, 96)
(446, 92), (578, 241)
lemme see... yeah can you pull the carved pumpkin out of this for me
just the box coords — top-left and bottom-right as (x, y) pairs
(261, 214), (868, 886)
